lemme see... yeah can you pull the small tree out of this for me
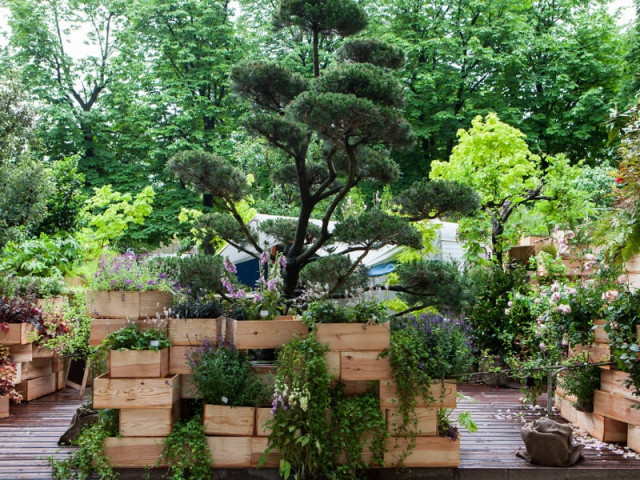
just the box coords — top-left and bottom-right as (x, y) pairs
(430, 113), (589, 266)
(169, 0), (479, 298)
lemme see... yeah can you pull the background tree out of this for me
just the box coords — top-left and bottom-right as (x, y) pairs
(367, 0), (624, 189)
(169, 0), (479, 297)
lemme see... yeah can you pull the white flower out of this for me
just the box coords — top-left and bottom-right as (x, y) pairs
(602, 290), (619, 302)
(508, 301), (514, 308)
(617, 274), (628, 285)
(534, 298), (541, 304)
(557, 304), (572, 315)
(584, 253), (596, 262)
(505, 308), (511, 315)
(550, 281), (560, 292)
(539, 342), (546, 351)
(551, 292), (561, 302)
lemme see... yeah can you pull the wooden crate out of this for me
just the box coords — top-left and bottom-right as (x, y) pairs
(180, 374), (200, 399)
(203, 405), (255, 436)
(93, 373), (180, 409)
(120, 403), (180, 437)
(103, 437), (166, 467)
(380, 380), (457, 409)
(570, 343), (610, 363)
(225, 318), (308, 349)
(207, 436), (252, 467)
(15, 372), (56, 401)
(36, 296), (65, 313)
(85, 290), (173, 319)
(340, 351), (392, 381)
(168, 318), (220, 345)
(52, 356), (65, 373)
(169, 346), (196, 375)
(600, 369), (637, 402)
(8, 344), (32, 362)
(519, 236), (549, 247)
(325, 351), (340, 378)
(594, 389), (640, 426)
(315, 323), (390, 351)
(255, 408), (272, 436)
(56, 369), (65, 390)
(629, 425), (640, 453)
(384, 436), (460, 467)
(0, 395), (8, 418)
(31, 345), (54, 359)
(387, 407), (437, 436)
(555, 390), (626, 442)
(108, 348), (169, 378)
(251, 437), (279, 467)
(593, 320), (609, 344)
(89, 318), (150, 346)
(21, 358), (53, 381)
(0, 323), (34, 346)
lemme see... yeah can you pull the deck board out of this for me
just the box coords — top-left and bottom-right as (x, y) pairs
(2, 384), (640, 479)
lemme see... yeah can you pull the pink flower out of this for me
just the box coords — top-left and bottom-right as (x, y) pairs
(557, 304), (572, 315)
(260, 251), (270, 266)
(223, 258), (237, 274)
(539, 342), (546, 351)
(602, 290), (619, 302)
(551, 292), (561, 301)
(616, 274), (628, 285)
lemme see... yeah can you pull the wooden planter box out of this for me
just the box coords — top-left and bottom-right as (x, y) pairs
(32, 345), (54, 359)
(169, 346), (196, 374)
(93, 373), (180, 409)
(103, 437), (166, 467)
(8, 344), (32, 362)
(593, 320), (609, 344)
(384, 436), (460, 467)
(387, 407), (437, 436)
(380, 380), (457, 409)
(180, 374), (200, 399)
(555, 389), (626, 442)
(85, 290), (173, 319)
(251, 437), (279, 467)
(36, 296), (65, 313)
(0, 395), (8, 418)
(255, 407), (273, 436)
(89, 318), (151, 346)
(203, 404), (255, 436)
(21, 358), (53, 381)
(340, 351), (392, 381)
(315, 323), (390, 351)
(15, 372), (56, 401)
(225, 317), (308, 349)
(108, 348), (169, 378)
(594, 389), (640, 426)
(207, 436), (252, 467)
(0, 323), (34, 346)
(600, 369), (637, 402)
(569, 343), (610, 363)
(629, 425), (640, 453)
(168, 318), (220, 345)
(120, 403), (180, 437)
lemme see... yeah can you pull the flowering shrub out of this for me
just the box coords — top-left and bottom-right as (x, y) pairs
(89, 252), (174, 292)
(0, 346), (21, 403)
(187, 339), (269, 407)
(220, 252), (287, 319)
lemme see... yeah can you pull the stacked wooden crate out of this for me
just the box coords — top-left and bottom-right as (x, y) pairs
(591, 325), (640, 453)
(97, 316), (460, 469)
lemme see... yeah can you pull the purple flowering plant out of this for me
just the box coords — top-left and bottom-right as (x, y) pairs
(89, 251), (175, 292)
(220, 251), (288, 320)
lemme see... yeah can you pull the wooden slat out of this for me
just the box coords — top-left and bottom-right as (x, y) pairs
(168, 317), (219, 346)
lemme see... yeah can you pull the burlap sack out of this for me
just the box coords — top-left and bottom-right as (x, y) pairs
(516, 417), (583, 466)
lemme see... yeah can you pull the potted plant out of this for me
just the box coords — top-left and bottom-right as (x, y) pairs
(85, 252), (174, 319)
(303, 297), (392, 352)
(0, 345), (22, 417)
(100, 321), (171, 378)
(0, 296), (41, 345)
(187, 339), (271, 437)
(220, 254), (307, 349)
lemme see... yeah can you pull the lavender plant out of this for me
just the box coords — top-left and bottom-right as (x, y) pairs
(89, 252), (175, 292)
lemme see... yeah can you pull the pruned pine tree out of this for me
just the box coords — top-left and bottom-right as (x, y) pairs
(169, 0), (480, 298)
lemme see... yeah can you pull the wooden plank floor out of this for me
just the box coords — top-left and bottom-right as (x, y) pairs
(0, 389), (84, 480)
(456, 384), (640, 477)
(2, 385), (640, 480)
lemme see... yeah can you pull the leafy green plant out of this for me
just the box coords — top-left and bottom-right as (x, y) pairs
(2, 275), (67, 298)
(39, 296), (92, 358)
(558, 353), (601, 412)
(100, 322), (170, 352)
(329, 389), (388, 480)
(0, 233), (80, 278)
(159, 415), (211, 480)
(187, 339), (270, 407)
(173, 253), (225, 298)
(262, 335), (335, 480)
(173, 297), (222, 319)
(49, 408), (119, 480)
(302, 298), (391, 326)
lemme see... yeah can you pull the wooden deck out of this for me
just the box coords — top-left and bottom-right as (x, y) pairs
(2, 385), (640, 479)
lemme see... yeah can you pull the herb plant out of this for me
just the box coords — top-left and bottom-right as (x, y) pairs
(89, 251), (174, 292)
(101, 322), (170, 351)
(187, 339), (270, 407)
(302, 299), (392, 326)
